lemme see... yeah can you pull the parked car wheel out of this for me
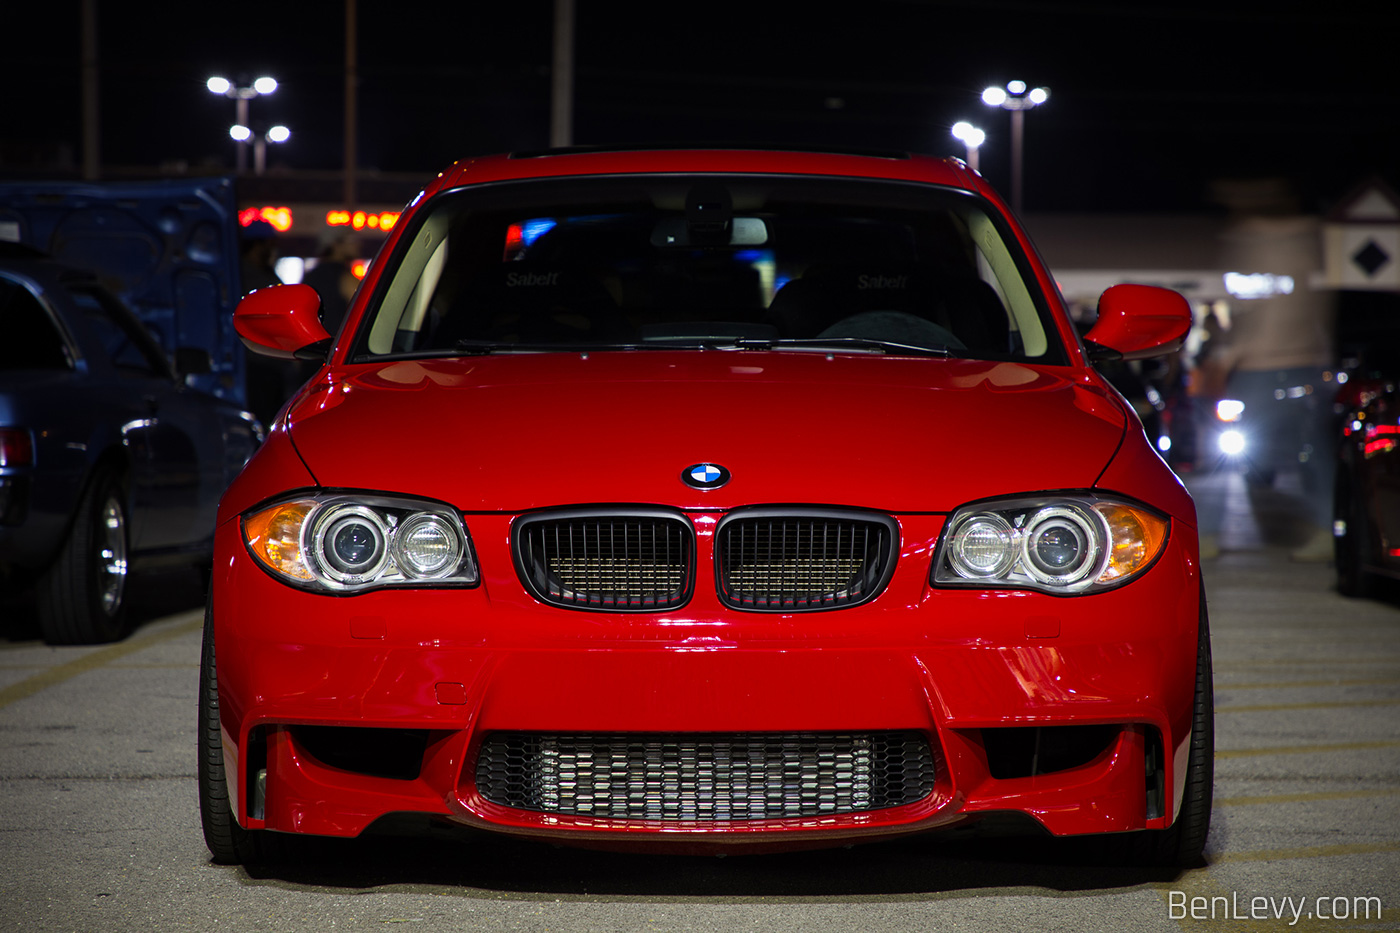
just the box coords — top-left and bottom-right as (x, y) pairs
(36, 469), (129, 644)
(197, 597), (269, 866)
(1334, 471), (1374, 598)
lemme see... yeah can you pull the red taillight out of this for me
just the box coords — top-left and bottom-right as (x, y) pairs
(0, 429), (34, 467)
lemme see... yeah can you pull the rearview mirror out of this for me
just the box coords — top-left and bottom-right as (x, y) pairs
(650, 216), (768, 247)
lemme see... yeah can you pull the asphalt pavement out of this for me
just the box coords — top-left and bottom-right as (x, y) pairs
(2, 468), (1398, 932)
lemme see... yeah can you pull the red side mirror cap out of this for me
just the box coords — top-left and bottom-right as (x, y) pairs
(1084, 284), (1191, 361)
(234, 284), (330, 359)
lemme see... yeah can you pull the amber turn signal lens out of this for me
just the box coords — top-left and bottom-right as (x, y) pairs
(1095, 502), (1169, 583)
(243, 499), (317, 581)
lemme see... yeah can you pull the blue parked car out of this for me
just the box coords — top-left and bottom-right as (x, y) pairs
(1, 243), (261, 643)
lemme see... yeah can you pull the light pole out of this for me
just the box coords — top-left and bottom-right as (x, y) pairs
(950, 121), (985, 172)
(207, 75), (279, 174)
(981, 80), (1049, 214)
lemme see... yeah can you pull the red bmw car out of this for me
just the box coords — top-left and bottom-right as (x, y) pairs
(200, 148), (1211, 867)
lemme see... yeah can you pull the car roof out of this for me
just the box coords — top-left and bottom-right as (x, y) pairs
(0, 242), (104, 290)
(429, 147), (989, 197)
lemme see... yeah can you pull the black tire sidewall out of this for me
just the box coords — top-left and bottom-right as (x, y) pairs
(38, 469), (129, 644)
(197, 594), (260, 864)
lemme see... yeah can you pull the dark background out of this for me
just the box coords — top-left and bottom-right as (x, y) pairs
(4, 1), (1396, 212)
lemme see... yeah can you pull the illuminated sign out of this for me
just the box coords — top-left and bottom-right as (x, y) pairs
(238, 206), (293, 232)
(1223, 272), (1295, 300)
(327, 210), (400, 232)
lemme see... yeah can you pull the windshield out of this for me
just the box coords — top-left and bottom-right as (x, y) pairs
(352, 175), (1065, 364)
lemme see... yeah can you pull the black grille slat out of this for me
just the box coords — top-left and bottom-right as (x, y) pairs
(515, 511), (694, 611)
(716, 511), (897, 611)
(475, 731), (936, 821)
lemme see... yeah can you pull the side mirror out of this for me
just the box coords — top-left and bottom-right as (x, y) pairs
(1083, 284), (1191, 362)
(233, 284), (332, 360)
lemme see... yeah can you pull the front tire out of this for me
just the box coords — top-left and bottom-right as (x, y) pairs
(197, 596), (266, 865)
(37, 469), (129, 644)
(1096, 586), (1213, 867)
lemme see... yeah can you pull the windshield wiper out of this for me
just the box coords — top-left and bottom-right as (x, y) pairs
(450, 339), (642, 355)
(763, 337), (954, 357)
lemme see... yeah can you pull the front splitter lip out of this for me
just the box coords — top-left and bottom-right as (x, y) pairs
(443, 789), (974, 853)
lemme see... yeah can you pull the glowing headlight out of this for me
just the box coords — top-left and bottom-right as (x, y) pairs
(934, 495), (1169, 594)
(1218, 429), (1246, 456)
(242, 493), (477, 592)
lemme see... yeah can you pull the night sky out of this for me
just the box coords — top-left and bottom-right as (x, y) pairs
(5, 1), (1396, 213)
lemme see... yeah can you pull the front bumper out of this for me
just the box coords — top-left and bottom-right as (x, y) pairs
(211, 512), (1201, 848)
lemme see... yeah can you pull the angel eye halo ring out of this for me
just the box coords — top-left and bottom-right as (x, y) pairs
(242, 493), (478, 592)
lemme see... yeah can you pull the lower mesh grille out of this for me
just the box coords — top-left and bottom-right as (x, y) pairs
(474, 731), (936, 820)
(514, 510), (694, 611)
(716, 510), (899, 610)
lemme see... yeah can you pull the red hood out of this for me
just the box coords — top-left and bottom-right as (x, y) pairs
(278, 351), (1126, 514)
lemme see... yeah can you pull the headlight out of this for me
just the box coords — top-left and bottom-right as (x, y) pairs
(933, 495), (1169, 594)
(1218, 429), (1246, 456)
(242, 493), (478, 592)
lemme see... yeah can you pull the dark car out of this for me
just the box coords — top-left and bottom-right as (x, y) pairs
(1, 243), (261, 643)
(1334, 375), (1400, 597)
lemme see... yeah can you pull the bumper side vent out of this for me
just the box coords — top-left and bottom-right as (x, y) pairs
(291, 726), (430, 781)
(982, 724), (1121, 780)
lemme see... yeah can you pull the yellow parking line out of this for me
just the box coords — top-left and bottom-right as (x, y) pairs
(1212, 841), (1400, 863)
(1216, 678), (1400, 689)
(1216, 698), (1400, 713)
(1217, 787), (1400, 807)
(1217, 740), (1400, 759)
(1215, 659), (1400, 668)
(0, 616), (202, 712)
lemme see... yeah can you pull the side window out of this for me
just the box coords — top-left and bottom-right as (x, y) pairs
(0, 274), (73, 371)
(68, 286), (171, 378)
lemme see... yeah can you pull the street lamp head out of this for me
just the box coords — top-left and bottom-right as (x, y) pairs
(229, 125), (253, 143)
(206, 76), (232, 96)
(983, 81), (1050, 111)
(951, 122), (984, 148)
(266, 125), (292, 144)
(252, 76), (279, 96)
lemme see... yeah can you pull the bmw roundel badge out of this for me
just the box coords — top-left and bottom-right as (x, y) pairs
(682, 462), (731, 490)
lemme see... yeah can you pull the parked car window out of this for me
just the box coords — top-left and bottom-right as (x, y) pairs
(356, 176), (1063, 365)
(0, 273), (72, 371)
(68, 285), (172, 379)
